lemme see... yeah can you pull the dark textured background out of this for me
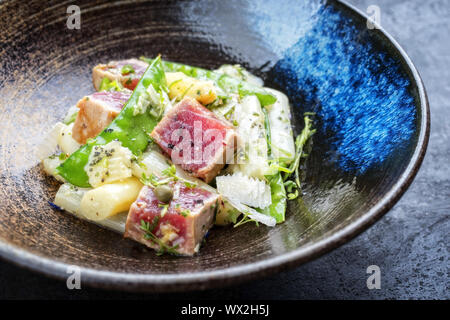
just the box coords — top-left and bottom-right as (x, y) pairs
(0, 0), (448, 299)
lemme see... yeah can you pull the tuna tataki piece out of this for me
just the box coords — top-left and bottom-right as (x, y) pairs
(92, 58), (148, 91)
(71, 91), (131, 144)
(150, 97), (238, 183)
(125, 182), (220, 255)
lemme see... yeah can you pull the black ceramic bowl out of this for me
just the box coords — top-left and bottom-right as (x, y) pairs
(0, 0), (429, 291)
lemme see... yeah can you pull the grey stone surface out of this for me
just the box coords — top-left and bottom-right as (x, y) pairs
(0, 0), (448, 299)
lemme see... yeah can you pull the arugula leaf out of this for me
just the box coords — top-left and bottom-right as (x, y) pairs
(233, 210), (258, 228)
(260, 172), (286, 223)
(283, 115), (316, 191)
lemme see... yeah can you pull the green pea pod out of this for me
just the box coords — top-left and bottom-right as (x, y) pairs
(56, 56), (166, 187)
(261, 172), (286, 223)
(140, 57), (277, 107)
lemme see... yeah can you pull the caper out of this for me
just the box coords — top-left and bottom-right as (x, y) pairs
(154, 185), (173, 203)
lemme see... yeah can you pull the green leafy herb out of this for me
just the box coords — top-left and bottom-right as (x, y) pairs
(281, 114), (316, 198)
(140, 218), (179, 256)
(140, 172), (171, 187)
(58, 153), (69, 161)
(233, 210), (257, 228)
(121, 64), (135, 75)
(180, 209), (190, 217)
(284, 180), (299, 199)
(223, 105), (236, 120)
(270, 144), (293, 158)
(260, 172), (286, 223)
(140, 216), (159, 234)
(183, 181), (197, 188)
(206, 97), (227, 109)
(267, 162), (291, 174)
(158, 203), (169, 217)
(162, 164), (197, 187)
(141, 165), (198, 191)
(162, 165), (177, 179)
(286, 115), (315, 180)
(99, 77), (123, 91)
(137, 160), (148, 171)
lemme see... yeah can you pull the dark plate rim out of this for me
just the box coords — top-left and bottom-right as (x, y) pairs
(0, 0), (430, 292)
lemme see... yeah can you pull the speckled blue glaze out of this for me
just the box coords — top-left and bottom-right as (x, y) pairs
(262, 2), (417, 173)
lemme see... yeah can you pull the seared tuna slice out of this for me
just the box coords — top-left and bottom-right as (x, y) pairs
(125, 182), (220, 255)
(92, 58), (148, 91)
(150, 97), (238, 183)
(72, 91), (131, 144)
